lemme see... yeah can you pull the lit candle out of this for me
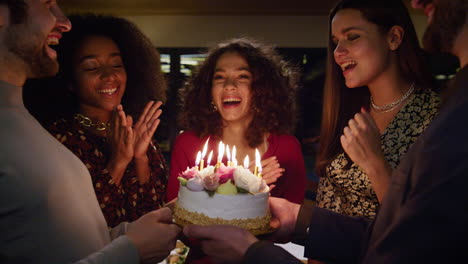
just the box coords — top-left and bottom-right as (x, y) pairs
(232, 146), (238, 167)
(195, 151), (201, 171)
(258, 160), (263, 178)
(226, 145), (231, 167)
(216, 141), (225, 169)
(254, 148), (262, 177)
(243, 155), (250, 169)
(200, 137), (210, 170)
(207, 150), (213, 166)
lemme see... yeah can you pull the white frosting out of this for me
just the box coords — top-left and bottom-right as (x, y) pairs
(177, 186), (269, 220)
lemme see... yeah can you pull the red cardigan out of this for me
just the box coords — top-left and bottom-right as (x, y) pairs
(167, 131), (306, 204)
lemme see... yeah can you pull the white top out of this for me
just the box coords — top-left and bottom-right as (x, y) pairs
(0, 81), (138, 263)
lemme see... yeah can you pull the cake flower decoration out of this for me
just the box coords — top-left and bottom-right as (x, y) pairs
(186, 175), (205, 192)
(202, 170), (220, 191)
(233, 166), (262, 193)
(179, 166), (198, 180)
(216, 164), (235, 184)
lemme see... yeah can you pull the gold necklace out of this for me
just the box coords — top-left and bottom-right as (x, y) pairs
(74, 113), (109, 131)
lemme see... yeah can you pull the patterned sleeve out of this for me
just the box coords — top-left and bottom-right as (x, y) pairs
(128, 140), (168, 218)
(316, 175), (341, 213)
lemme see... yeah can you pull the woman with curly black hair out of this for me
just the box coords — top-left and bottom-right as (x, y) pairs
(166, 38), (306, 205)
(26, 14), (169, 228)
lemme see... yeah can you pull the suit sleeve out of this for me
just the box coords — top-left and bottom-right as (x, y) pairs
(304, 207), (370, 263)
(243, 241), (304, 264)
(73, 236), (139, 264)
(362, 99), (468, 264)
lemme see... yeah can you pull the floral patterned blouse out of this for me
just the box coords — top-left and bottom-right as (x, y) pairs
(48, 117), (168, 228)
(316, 88), (440, 218)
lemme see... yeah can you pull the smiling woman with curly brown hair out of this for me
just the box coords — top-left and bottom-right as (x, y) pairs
(166, 38), (306, 205)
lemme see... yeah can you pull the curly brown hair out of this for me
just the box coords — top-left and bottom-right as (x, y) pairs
(178, 37), (299, 148)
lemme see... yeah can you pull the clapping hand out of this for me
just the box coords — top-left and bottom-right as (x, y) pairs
(133, 101), (163, 159)
(107, 104), (135, 184)
(106, 102), (162, 185)
(340, 107), (384, 173)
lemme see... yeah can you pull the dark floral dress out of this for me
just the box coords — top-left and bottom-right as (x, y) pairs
(316, 88), (440, 218)
(48, 117), (168, 228)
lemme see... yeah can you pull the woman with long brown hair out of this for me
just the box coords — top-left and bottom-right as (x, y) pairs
(315, 0), (440, 219)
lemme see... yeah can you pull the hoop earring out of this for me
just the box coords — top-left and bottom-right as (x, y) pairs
(211, 101), (218, 112)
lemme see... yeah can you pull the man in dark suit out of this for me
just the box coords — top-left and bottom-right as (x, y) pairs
(183, 0), (468, 263)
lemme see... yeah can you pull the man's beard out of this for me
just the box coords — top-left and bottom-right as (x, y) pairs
(5, 26), (59, 78)
(423, 0), (466, 54)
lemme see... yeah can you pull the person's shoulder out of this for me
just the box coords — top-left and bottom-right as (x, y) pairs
(47, 117), (72, 134)
(174, 130), (201, 145)
(410, 88), (441, 117)
(270, 133), (301, 147)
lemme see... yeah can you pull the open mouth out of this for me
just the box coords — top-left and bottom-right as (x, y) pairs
(97, 88), (118, 95)
(47, 36), (59, 46)
(222, 98), (241, 107)
(45, 35), (60, 57)
(340, 61), (357, 73)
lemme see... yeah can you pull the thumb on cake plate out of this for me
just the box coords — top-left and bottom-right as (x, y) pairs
(183, 224), (258, 263)
(267, 197), (301, 243)
(126, 208), (181, 264)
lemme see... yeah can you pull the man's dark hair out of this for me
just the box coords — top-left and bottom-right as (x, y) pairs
(0, 0), (27, 24)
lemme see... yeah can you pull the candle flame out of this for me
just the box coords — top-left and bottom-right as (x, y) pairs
(217, 141), (225, 162)
(195, 151), (202, 166)
(226, 145), (231, 161)
(255, 148), (262, 173)
(201, 137), (210, 158)
(243, 155), (250, 169)
(207, 150), (213, 166)
(232, 146), (237, 167)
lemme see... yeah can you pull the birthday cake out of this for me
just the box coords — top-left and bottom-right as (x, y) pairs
(173, 163), (271, 235)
